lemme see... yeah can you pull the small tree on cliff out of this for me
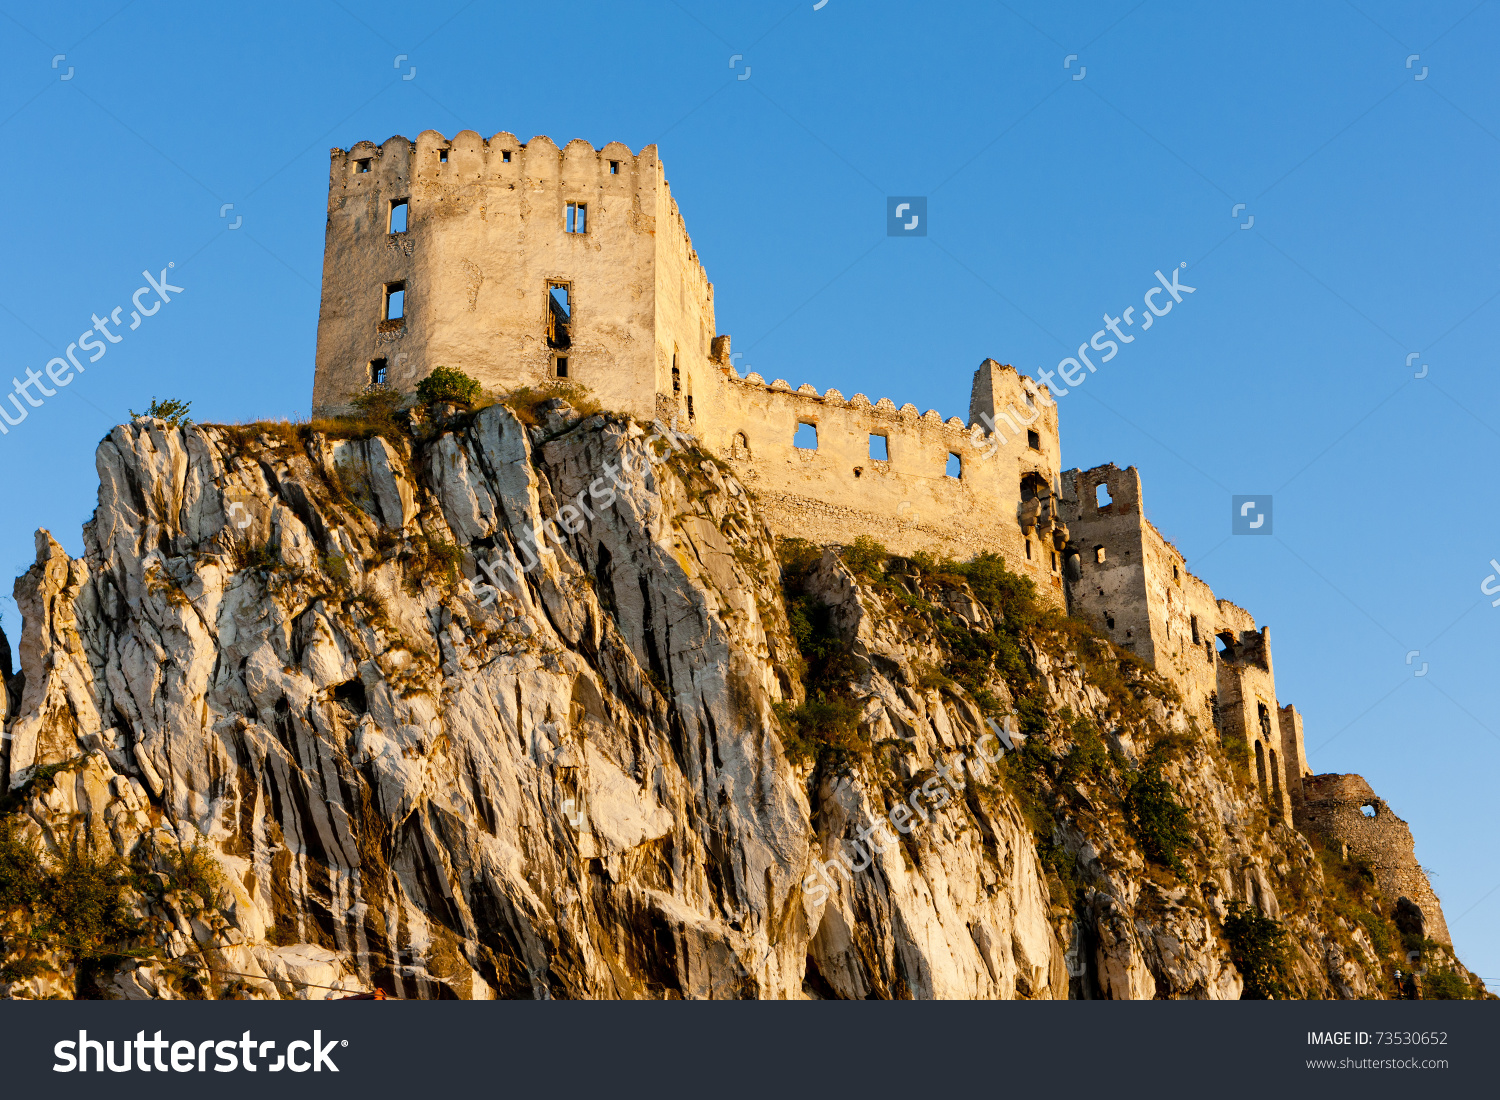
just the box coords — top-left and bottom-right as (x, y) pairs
(415, 366), (482, 408)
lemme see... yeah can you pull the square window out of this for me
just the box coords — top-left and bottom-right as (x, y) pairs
(369, 358), (387, 385)
(502, 150), (512, 163)
(1027, 429), (1041, 450)
(793, 422), (818, 450)
(869, 434), (888, 460)
(354, 158), (371, 173)
(609, 160), (619, 174)
(438, 148), (448, 163)
(566, 202), (587, 233)
(389, 199), (408, 233)
(383, 282), (405, 321)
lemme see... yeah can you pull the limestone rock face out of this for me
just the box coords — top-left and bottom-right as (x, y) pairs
(0, 409), (1475, 999)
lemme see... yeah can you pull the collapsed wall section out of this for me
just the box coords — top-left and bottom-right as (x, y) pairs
(1299, 774), (1451, 945)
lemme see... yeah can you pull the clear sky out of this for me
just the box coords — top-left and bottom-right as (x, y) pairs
(0, 0), (1495, 985)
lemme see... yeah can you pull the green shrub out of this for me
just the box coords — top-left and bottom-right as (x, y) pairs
(1125, 763), (1191, 873)
(164, 840), (225, 913)
(416, 366), (483, 407)
(1422, 966), (1473, 1000)
(840, 535), (888, 580)
(1223, 901), (1290, 998)
(350, 387), (405, 434)
(130, 397), (192, 426)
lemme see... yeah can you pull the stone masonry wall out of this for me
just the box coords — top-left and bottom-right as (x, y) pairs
(312, 131), (716, 421)
(1299, 774), (1451, 945)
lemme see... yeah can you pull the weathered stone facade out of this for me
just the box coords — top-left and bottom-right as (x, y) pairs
(1298, 774), (1451, 946)
(309, 133), (1444, 929)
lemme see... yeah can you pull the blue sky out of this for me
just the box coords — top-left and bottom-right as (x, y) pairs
(0, 0), (1496, 984)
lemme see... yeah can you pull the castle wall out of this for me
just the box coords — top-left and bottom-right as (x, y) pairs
(313, 131), (714, 421)
(1059, 465), (1157, 660)
(1062, 465), (1298, 820)
(1298, 774), (1451, 944)
(702, 361), (1068, 607)
(1278, 704), (1310, 809)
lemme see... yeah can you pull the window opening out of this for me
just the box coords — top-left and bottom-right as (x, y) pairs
(502, 150), (512, 162)
(369, 358), (387, 385)
(354, 158), (371, 173)
(1190, 614), (1200, 645)
(793, 422), (818, 450)
(383, 282), (405, 321)
(554, 356), (569, 378)
(686, 396), (695, 421)
(946, 452), (962, 478)
(389, 199), (408, 233)
(566, 202), (587, 233)
(869, 434), (888, 460)
(547, 283), (572, 349)
(438, 148), (449, 163)
(1027, 429), (1041, 450)
(609, 160), (619, 174)
(1095, 482), (1113, 510)
(1094, 545), (1106, 564)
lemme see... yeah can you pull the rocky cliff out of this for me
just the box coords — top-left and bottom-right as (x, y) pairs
(0, 401), (1486, 999)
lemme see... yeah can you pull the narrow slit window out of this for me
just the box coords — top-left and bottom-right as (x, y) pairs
(671, 366), (681, 392)
(946, 452), (962, 478)
(566, 202), (587, 233)
(1190, 615), (1200, 645)
(1051, 551), (1058, 571)
(547, 283), (572, 349)
(354, 158), (371, 173)
(389, 199), (408, 233)
(869, 434), (888, 460)
(686, 396), (695, 421)
(793, 422), (818, 450)
(1027, 429), (1041, 450)
(383, 282), (405, 321)
(438, 148), (449, 163)
(1025, 540), (1032, 560)
(1095, 482), (1113, 510)
(369, 358), (387, 385)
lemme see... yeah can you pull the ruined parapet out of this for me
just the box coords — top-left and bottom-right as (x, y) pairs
(1298, 774), (1451, 945)
(1277, 704), (1310, 808)
(705, 361), (1068, 608)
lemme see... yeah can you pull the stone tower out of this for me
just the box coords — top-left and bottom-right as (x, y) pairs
(312, 130), (717, 421)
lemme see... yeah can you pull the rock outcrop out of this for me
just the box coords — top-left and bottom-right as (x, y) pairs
(0, 404), (1485, 999)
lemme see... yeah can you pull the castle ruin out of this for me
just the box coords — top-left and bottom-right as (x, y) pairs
(311, 130), (1448, 941)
